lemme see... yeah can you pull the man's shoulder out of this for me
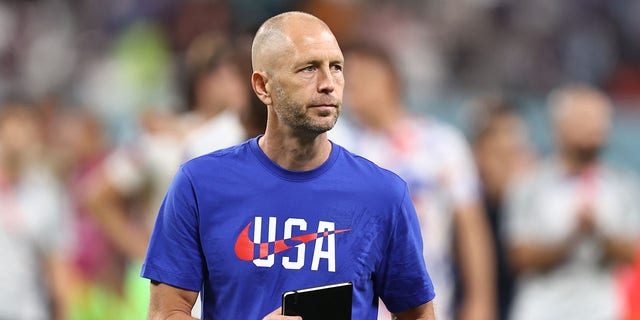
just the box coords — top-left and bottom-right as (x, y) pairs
(182, 139), (253, 172)
(599, 163), (640, 189)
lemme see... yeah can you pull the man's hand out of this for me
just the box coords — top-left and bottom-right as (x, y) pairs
(262, 307), (302, 320)
(576, 206), (597, 235)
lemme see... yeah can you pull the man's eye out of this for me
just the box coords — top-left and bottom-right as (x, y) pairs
(332, 65), (343, 72)
(302, 66), (315, 72)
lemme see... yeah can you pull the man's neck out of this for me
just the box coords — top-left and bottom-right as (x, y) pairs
(258, 130), (332, 171)
(0, 155), (23, 185)
(560, 152), (598, 175)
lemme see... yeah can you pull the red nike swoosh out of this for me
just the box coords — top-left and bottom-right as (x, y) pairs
(234, 221), (350, 261)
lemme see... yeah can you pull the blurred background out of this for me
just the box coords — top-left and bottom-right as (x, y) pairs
(0, 0), (639, 320)
(1, 0), (640, 166)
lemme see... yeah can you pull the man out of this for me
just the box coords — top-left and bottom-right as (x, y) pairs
(0, 102), (70, 320)
(86, 34), (259, 319)
(53, 109), (150, 320)
(141, 12), (436, 320)
(332, 44), (495, 320)
(180, 32), (249, 158)
(470, 99), (535, 320)
(504, 84), (640, 320)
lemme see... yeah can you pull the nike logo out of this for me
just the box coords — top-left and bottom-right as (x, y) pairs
(234, 221), (350, 261)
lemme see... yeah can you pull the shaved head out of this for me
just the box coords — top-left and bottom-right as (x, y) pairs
(250, 11), (344, 138)
(251, 11), (333, 73)
(549, 84), (612, 125)
(548, 83), (613, 164)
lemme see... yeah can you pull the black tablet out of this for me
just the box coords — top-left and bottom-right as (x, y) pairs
(282, 282), (353, 320)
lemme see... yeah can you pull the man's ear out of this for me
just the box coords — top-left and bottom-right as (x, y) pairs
(251, 71), (272, 106)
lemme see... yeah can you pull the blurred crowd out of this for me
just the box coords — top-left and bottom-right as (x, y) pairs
(0, 0), (639, 320)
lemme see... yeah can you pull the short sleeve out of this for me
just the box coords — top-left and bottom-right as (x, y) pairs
(140, 166), (204, 291)
(376, 186), (436, 313)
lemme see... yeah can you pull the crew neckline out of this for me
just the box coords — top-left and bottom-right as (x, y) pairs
(249, 135), (340, 181)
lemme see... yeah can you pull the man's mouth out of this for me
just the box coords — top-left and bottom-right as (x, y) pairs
(309, 103), (337, 109)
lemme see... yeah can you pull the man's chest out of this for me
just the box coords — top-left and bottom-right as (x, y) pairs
(196, 194), (387, 280)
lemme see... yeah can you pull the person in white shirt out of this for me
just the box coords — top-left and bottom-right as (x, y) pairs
(504, 84), (640, 320)
(0, 103), (70, 320)
(84, 34), (256, 319)
(332, 43), (495, 320)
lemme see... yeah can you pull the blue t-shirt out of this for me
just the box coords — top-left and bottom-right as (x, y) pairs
(141, 137), (435, 319)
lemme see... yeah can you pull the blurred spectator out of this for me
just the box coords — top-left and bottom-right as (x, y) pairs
(1, 0), (640, 318)
(469, 97), (536, 320)
(50, 108), (149, 320)
(82, 33), (258, 318)
(504, 84), (640, 320)
(242, 78), (268, 138)
(0, 101), (70, 320)
(179, 32), (249, 158)
(333, 44), (495, 320)
(78, 109), (182, 319)
(75, 20), (179, 144)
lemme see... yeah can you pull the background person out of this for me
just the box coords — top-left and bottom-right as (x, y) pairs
(0, 101), (71, 320)
(82, 34), (256, 319)
(469, 97), (536, 320)
(504, 84), (640, 320)
(333, 44), (495, 320)
(49, 108), (148, 320)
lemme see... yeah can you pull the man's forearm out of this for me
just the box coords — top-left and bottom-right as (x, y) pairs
(509, 241), (573, 274)
(601, 236), (637, 264)
(149, 282), (199, 320)
(454, 204), (496, 320)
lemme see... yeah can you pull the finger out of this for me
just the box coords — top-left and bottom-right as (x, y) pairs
(270, 307), (282, 315)
(262, 307), (302, 320)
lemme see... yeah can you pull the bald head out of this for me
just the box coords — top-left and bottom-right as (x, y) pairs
(550, 84), (612, 125)
(251, 11), (335, 73)
(549, 84), (613, 163)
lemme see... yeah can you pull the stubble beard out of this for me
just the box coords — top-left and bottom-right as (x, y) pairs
(569, 144), (602, 166)
(273, 85), (339, 135)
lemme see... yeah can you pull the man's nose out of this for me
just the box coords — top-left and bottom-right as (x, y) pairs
(317, 66), (335, 94)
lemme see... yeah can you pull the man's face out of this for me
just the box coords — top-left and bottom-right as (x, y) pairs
(556, 96), (611, 163)
(344, 53), (396, 125)
(268, 28), (344, 134)
(0, 107), (40, 158)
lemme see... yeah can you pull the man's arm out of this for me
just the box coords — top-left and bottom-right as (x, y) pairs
(509, 209), (590, 274)
(43, 252), (70, 320)
(600, 175), (640, 265)
(85, 170), (150, 260)
(148, 281), (199, 320)
(509, 242), (573, 274)
(509, 225), (580, 274)
(453, 203), (496, 320)
(392, 301), (435, 320)
(601, 235), (637, 265)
